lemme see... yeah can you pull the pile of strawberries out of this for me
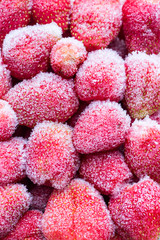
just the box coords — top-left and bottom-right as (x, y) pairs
(0, 0), (160, 239)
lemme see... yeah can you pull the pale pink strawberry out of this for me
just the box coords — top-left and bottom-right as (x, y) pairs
(50, 37), (87, 78)
(123, 0), (160, 54)
(124, 51), (160, 119)
(26, 121), (80, 189)
(42, 178), (114, 240)
(0, 184), (32, 238)
(2, 23), (62, 80)
(3, 72), (79, 128)
(32, 0), (71, 32)
(0, 0), (32, 47)
(109, 177), (160, 240)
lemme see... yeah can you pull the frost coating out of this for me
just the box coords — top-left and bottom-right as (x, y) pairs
(50, 37), (87, 78)
(109, 177), (160, 240)
(3, 210), (44, 240)
(0, 0), (32, 47)
(79, 150), (132, 195)
(26, 121), (80, 189)
(123, 0), (160, 54)
(42, 178), (114, 240)
(0, 64), (11, 98)
(125, 51), (160, 119)
(3, 72), (79, 128)
(0, 137), (27, 185)
(2, 22), (62, 80)
(71, 0), (123, 51)
(0, 184), (32, 238)
(125, 117), (160, 183)
(0, 99), (18, 140)
(73, 100), (131, 154)
(75, 48), (126, 102)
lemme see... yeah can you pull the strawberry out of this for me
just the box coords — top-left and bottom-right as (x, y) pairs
(124, 51), (160, 119)
(123, 0), (160, 54)
(32, 0), (71, 32)
(0, 0), (32, 47)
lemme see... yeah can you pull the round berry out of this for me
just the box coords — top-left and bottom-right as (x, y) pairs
(73, 100), (131, 154)
(42, 178), (114, 239)
(26, 121), (80, 189)
(50, 37), (87, 78)
(79, 150), (132, 195)
(75, 49), (126, 102)
(3, 72), (79, 128)
(0, 99), (18, 141)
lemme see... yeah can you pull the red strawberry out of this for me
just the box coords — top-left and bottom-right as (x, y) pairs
(0, 137), (26, 185)
(0, 184), (32, 238)
(26, 121), (80, 189)
(123, 0), (160, 54)
(2, 23), (62, 80)
(125, 51), (160, 119)
(3, 210), (44, 240)
(109, 177), (160, 240)
(42, 178), (114, 239)
(73, 100), (131, 154)
(71, 0), (122, 51)
(75, 49), (126, 102)
(0, 63), (11, 98)
(3, 72), (79, 128)
(0, 100), (18, 141)
(0, 0), (32, 47)
(32, 0), (71, 32)
(125, 117), (160, 183)
(79, 150), (132, 195)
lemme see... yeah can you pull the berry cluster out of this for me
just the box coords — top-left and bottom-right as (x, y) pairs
(0, 0), (160, 239)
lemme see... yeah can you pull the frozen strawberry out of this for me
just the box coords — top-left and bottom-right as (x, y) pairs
(0, 0), (32, 48)
(79, 150), (132, 195)
(32, 0), (71, 32)
(26, 121), (80, 189)
(3, 210), (44, 240)
(124, 51), (160, 119)
(50, 37), (87, 78)
(2, 23), (62, 80)
(0, 137), (26, 185)
(125, 117), (160, 183)
(75, 49), (126, 102)
(42, 178), (114, 240)
(0, 99), (18, 141)
(73, 100), (131, 154)
(109, 177), (160, 240)
(122, 0), (160, 54)
(0, 63), (11, 98)
(30, 185), (53, 212)
(0, 184), (32, 238)
(71, 0), (123, 51)
(150, 109), (160, 124)
(3, 72), (79, 128)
